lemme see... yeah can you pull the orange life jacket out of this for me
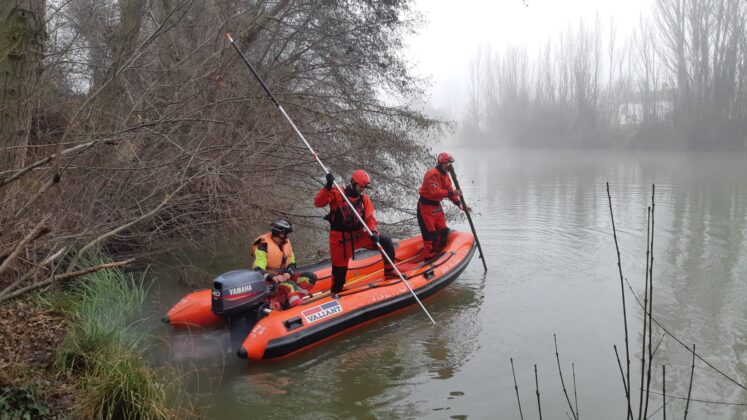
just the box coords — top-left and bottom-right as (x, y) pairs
(252, 232), (293, 275)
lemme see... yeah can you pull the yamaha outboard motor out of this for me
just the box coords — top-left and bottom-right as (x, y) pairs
(211, 270), (270, 351)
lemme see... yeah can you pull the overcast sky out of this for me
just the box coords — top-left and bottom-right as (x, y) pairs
(406, 0), (655, 118)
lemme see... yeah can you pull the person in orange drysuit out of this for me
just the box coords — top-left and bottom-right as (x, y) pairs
(314, 170), (396, 298)
(417, 152), (471, 259)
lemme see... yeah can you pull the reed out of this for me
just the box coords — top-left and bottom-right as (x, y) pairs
(613, 345), (630, 401)
(662, 365), (666, 420)
(638, 207), (650, 420)
(77, 343), (171, 420)
(605, 182), (633, 419)
(572, 363), (579, 419)
(684, 345), (696, 420)
(510, 358), (524, 420)
(643, 187), (656, 419)
(553, 334), (578, 420)
(534, 364), (543, 420)
(50, 258), (181, 419)
(520, 183), (747, 419)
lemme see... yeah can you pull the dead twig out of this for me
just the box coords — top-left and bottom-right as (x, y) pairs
(662, 365), (666, 420)
(534, 364), (543, 420)
(510, 358), (524, 420)
(651, 333), (666, 359)
(0, 259), (135, 303)
(67, 192), (175, 272)
(622, 278), (747, 391)
(684, 344), (696, 420)
(0, 266), (39, 300)
(0, 217), (50, 277)
(0, 142), (93, 190)
(554, 334), (578, 420)
(643, 186), (655, 420)
(614, 345), (631, 409)
(0, 247), (65, 300)
(572, 362), (579, 419)
(606, 182), (633, 420)
(638, 207), (651, 420)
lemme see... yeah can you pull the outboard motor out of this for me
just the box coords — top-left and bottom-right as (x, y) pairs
(211, 270), (271, 351)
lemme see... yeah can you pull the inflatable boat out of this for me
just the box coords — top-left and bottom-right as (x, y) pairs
(162, 231), (476, 361)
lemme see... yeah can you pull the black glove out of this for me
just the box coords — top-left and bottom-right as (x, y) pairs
(325, 173), (335, 190)
(369, 232), (379, 245)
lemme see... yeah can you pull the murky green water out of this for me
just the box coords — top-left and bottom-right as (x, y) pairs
(147, 148), (747, 419)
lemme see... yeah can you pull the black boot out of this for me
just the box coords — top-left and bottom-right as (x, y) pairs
(331, 266), (348, 294)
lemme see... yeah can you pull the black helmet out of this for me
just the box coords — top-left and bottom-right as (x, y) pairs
(270, 219), (293, 236)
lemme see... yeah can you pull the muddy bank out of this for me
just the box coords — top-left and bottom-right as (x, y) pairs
(0, 296), (76, 416)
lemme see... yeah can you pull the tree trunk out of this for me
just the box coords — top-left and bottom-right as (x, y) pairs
(0, 0), (44, 173)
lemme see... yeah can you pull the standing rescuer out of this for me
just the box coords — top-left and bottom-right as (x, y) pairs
(251, 219), (317, 309)
(417, 152), (471, 259)
(314, 170), (397, 298)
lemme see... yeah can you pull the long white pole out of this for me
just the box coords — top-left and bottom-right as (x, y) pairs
(226, 33), (435, 324)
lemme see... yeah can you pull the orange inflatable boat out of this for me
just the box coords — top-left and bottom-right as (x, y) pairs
(163, 231), (476, 361)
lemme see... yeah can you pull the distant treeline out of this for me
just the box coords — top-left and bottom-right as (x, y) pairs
(461, 0), (747, 150)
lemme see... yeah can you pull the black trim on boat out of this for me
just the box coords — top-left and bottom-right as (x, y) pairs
(261, 242), (476, 360)
(297, 243), (405, 283)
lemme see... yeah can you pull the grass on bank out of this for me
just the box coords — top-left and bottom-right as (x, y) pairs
(45, 260), (182, 419)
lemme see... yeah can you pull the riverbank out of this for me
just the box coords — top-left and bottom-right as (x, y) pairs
(0, 296), (73, 416)
(0, 261), (188, 418)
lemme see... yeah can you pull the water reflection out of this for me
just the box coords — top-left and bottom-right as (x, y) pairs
(147, 148), (747, 419)
(149, 280), (485, 419)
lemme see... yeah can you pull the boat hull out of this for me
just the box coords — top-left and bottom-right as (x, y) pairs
(164, 231), (476, 361)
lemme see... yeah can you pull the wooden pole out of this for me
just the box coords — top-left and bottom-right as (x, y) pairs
(447, 166), (487, 272)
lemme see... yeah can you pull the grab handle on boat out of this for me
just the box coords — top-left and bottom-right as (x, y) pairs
(225, 33), (436, 325)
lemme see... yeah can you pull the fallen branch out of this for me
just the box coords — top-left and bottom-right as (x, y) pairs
(0, 217), (50, 277)
(0, 266), (39, 300)
(0, 259), (135, 303)
(0, 142), (94, 189)
(0, 247), (66, 300)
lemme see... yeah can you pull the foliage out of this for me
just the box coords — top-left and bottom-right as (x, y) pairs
(75, 344), (171, 420)
(54, 262), (146, 370)
(0, 385), (51, 420)
(52, 262), (176, 419)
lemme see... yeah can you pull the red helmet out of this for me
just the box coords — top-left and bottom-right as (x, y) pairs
(437, 152), (454, 165)
(350, 169), (370, 188)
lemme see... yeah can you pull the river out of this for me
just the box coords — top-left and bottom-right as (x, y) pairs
(147, 148), (747, 419)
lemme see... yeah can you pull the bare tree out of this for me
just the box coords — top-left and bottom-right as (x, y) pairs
(462, 44), (486, 144)
(461, 1), (747, 149)
(0, 0), (45, 196)
(0, 0), (440, 299)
